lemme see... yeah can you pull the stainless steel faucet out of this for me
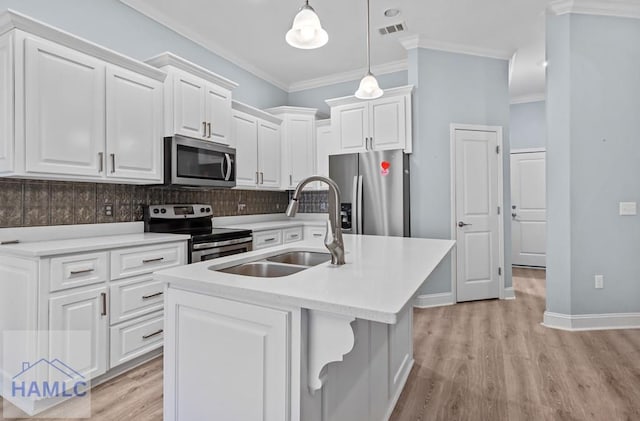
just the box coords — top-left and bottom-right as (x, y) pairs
(286, 176), (345, 265)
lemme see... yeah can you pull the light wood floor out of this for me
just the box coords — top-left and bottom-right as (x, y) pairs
(3, 268), (640, 420)
(390, 268), (640, 421)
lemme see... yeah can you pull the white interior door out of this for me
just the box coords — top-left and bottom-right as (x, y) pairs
(511, 151), (546, 267)
(455, 129), (501, 302)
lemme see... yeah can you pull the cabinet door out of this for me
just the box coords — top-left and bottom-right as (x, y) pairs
(334, 103), (368, 153)
(0, 33), (13, 173)
(173, 72), (207, 140)
(258, 120), (281, 188)
(49, 286), (108, 380)
(232, 111), (258, 187)
(370, 96), (406, 151)
(287, 116), (315, 188)
(24, 38), (105, 177)
(165, 289), (289, 421)
(106, 66), (163, 181)
(315, 124), (334, 189)
(205, 83), (232, 145)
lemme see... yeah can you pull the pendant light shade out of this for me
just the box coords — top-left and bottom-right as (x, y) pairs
(355, 0), (383, 99)
(355, 72), (383, 99)
(286, 1), (329, 50)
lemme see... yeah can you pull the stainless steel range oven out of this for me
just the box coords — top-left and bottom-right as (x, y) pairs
(144, 204), (252, 263)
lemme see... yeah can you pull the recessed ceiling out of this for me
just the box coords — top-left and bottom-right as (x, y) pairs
(121, 0), (548, 101)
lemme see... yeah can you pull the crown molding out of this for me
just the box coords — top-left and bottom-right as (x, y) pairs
(0, 9), (167, 81)
(510, 93), (546, 105)
(264, 106), (320, 117)
(549, 0), (640, 19)
(288, 59), (408, 93)
(399, 34), (513, 60)
(119, 0), (290, 91)
(325, 85), (414, 108)
(232, 101), (283, 125)
(146, 52), (239, 90)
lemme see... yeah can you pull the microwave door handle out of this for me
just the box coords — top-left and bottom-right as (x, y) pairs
(224, 153), (232, 181)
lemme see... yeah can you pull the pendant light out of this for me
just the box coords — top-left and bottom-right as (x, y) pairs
(355, 0), (383, 99)
(286, 0), (329, 50)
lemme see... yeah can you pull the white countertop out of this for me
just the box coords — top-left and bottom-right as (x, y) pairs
(155, 235), (455, 324)
(0, 233), (190, 257)
(219, 219), (326, 232)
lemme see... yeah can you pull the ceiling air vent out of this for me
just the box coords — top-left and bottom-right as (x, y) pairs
(378, 22), (407, 36)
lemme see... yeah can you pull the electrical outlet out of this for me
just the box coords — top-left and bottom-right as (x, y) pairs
(104, 204), (113, 217)
(595, 275), (604, 289)
(619, 202), (637, 216)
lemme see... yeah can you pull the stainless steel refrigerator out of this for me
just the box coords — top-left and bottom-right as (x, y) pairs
(329, 150), (410, 237)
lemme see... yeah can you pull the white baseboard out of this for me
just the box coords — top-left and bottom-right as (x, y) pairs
(414, 292), (454, 309)
(504, 287), (516, 300)
(543, 311), (640, 331)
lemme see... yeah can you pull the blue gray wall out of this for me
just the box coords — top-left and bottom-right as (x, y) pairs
(510, 101), (546, 150)
(0, 0), (288, 109)
(287, 71), (408, 116)
(407, 48), (512, 295)
(546, 13), (640, 315)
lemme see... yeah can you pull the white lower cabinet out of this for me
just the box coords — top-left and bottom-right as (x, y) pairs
(165, 289), (290, 421)
(110, 311), (164, 367)
(304, 226), (326, 242)
(109, 274), (164, 323)
(49, 285), (109, 380)
(283, 226), (303, 243)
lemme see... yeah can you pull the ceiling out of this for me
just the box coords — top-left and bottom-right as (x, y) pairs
(121, 0), (548, 102)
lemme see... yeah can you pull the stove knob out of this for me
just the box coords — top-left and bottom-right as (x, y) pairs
(153, 209), (159, 214)
(160, 209), (167, 214)
(206, 207), (211, 213)
(200, 207), (206, 213)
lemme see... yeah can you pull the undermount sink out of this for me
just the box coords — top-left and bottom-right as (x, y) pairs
(266, 251), (331, 267)
(212, 251), (332, 278)
(217, 261), (306, 278)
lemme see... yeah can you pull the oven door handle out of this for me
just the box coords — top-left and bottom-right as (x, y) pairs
(192, 237), (253, 250)
(223, 153), (233, 181)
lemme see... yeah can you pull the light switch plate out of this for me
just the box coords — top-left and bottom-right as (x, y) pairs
(619, 202), (637, 216)
(595, 275), (604, 289)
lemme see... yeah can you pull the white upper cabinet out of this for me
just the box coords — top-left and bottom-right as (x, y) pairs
(106, 66), (163, 181)
(315, 120), (334, 189)
(257, 120), (282, 189)
(146, 53), (237, 145)
(174, 72), (207, 139)
(0, 12), (167, 184)
(0, 32), (14, 174)
(326, 85), (414, 154)
(24, 37), (106, 177)
(232, 101), (282, 190)
(265, 106), (317, 190)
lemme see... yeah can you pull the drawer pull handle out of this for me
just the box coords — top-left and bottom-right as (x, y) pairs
(100, 292), (107, 316)
(70, 268), (95, 275)
(142, 292), (164, 300)
(290, 234), (299, 239)
(313, 233), (323, 237)
(142, 329), (163, 340)
(264, 238), (276, 242)
(142, 257), (164, 264)
(0, 240), (19, 245)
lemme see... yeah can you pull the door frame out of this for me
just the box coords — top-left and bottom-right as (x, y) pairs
(449, 124), (505, 302)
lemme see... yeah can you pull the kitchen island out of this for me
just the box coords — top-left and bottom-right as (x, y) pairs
(154, 234), (454, 421)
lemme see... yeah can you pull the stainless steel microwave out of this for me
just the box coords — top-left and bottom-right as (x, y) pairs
(164, 136), (236, 188)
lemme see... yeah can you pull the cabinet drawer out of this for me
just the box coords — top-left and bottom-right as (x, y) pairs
(305, 226), (326, 241)
(110, 242), (185, 280)
(283, 227), (303, 243)
(253, 229), (283, 250)
(110, 275), (164, 324)
(50, 252), (109, 292)
(110, 311), (164, 368)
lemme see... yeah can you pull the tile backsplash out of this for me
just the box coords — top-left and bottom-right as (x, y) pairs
(0, 178), (290, 228)
(292, 190), (329, 213)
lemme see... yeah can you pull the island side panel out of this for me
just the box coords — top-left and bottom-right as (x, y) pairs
(300, 303), (414, 421)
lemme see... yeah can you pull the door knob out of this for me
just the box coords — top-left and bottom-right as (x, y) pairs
(458, 221), (471, 227)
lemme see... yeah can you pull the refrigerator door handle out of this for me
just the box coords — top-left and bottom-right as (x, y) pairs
(356, 175), (363, 234)
(351, 175), (359, 234)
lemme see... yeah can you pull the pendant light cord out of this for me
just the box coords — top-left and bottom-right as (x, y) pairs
(366, 0), (371, 74)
